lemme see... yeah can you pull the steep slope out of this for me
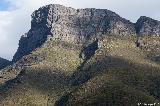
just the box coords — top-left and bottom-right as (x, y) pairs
(13, 4), (136, 62)
(1, 36), (160, 106)
(138, 36), (160, 64)
(135, 16), (160, 36)
(0, 57), (10, 70)
(0, 39), (82, 106)
(0, 4), (160, 106)
(55, 36), (160, 106)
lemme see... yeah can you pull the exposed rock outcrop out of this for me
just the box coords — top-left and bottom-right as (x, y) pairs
(0, 57), (10, 70)
(13, 4), (160, 62)
(135, 16), (160, 36)
(13, 4), (136, 62)
(80, 39), (99, 60)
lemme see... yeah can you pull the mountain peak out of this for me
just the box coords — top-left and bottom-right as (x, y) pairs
(13, 4), (160, 62)
(139, 16), (159, 21)
(13, 4), (136, 62)
(1, 4), (160, 106)
(135, 16), (160, 36)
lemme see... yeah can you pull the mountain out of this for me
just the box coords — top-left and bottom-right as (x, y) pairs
(136, 16), (160, 36)
(0, 57), (10, 70)
(13, 4), (136, 62)
(13, 5), (160, 62)
(0, 4), (160, 106)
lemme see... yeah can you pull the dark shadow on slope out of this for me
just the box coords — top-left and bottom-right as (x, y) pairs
(78, 39), (99, 72)
(55, 56), (160, 106)
(0, 68), (70, 91)
(12, 26), (52, 62)
(54, 93), (70, 106)
(70, 56), (131, 86)
(0, 68), (26, 92)
(0, 66), (72, 105)
(24, 68), (70, 91)
(1, 56), (160, 106)
(80, 39), (99, 61)
(70, 56), (160, 99)
(0, 58), (11, 70)
(150, 56), (160, 64)
(55, 81), (158, 106)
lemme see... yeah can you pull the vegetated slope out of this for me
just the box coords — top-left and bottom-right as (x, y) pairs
(55, 36), (160, 106)
(0, 39), (82, 106)
(0, 36), (160, 106)
(0, 4), (160, 106)
(0, 58), (10, 70)
(139, 36), (160, 64)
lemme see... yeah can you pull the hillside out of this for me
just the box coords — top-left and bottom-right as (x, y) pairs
(0, 36), (160, 106)
(13, 4), (136, 62)
(0, 39), (82, 106)
(0, 4), (160, 106)
(0, 58), (10, 70)
(56, 36), (160, 106)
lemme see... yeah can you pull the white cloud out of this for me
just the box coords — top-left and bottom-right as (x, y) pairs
(0, 0), (160, 60)
(0, 11), (15, 60)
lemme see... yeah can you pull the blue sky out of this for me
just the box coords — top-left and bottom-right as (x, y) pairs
(0, 0), (160, 60)
(0, 0), (9, 11)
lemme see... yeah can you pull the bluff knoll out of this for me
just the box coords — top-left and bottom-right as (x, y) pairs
(13, 4), (160, 62)
(0, 4), (160, 106)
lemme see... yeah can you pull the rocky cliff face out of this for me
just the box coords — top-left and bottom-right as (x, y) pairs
(135, 16), (160, 36)
(13, 4), (136, 62)
(1, 4), (160, 106)
(0, 57), (10, 70)
(13, 4), (160, 62)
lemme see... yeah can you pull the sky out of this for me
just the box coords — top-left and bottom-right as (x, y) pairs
(0, 0), (160, 60)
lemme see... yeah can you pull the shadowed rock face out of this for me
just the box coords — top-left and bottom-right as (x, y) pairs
(135, 16), (160, 36)
(13, 4), (160, 62)
(13, 4), (136, 62)
(80, 39), (99, 60)
(0, 57), (10, 70)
